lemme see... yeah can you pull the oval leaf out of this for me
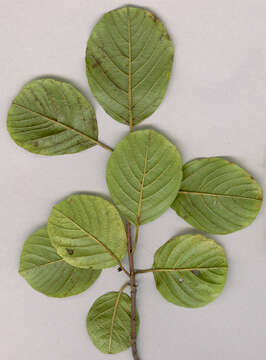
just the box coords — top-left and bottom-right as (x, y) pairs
(106, 129), (182, 225)
(153, 234), (228, 308)
(19, 227), (101, 297)
(48, 194), (127, 269)
(87, 291), (139, 354)
(86, 6), (173, 127)
(7, 78), (98, 155)
(172, 157), (263, 234)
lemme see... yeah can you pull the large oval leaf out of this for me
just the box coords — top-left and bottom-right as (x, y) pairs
(106, 129), (182, 225)
(86, 6), (173, 128)
(87, 291), (139, 354)
(19, 227), (101, 297)
(153, 234), (228, 308)
(7, 78), (98, 155)
(48, 194), (127, 269)
(172, 157), (263, 234)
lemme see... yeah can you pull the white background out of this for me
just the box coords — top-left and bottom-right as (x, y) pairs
(1, 0), (266, 359)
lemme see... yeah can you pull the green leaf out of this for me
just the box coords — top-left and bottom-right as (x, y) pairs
(7, 78), (98, 155)
(87, 291), (139, 354)
(153, 234), (228, 308)
(19, 227), (101, 297)
(172, 157), (263, 234)
(48, 194), (127, 269)
(86, 6), (173, 128)
(106, 129), (182, 225)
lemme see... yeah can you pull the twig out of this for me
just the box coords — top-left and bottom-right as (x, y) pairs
(126, 221), (139, 360)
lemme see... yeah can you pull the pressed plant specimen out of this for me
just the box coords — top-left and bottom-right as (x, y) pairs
(7, 6), (263, 360)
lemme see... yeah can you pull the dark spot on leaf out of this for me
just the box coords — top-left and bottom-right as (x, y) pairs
(178, 278), (183, 283)
(192, 270), (201, 276)
(33, 141), (39, 147)
(66, 248), (74, 255)
(149, 13), (159, 23)
(92, 58), (101, 68)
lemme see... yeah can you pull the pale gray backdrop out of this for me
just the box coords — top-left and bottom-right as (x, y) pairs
(1, 0), (266, 359)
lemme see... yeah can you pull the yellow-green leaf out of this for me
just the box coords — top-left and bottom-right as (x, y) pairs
(172, 157), (263, 234)
(19, 227), (101, 297)
(48, 195), (127, 269)
(153, 234), (228, 308)
(86, 6), (173, 128)
(106, 129), (182, 225)
(87, 291), (140, 354)
(7, 78), (98, 155)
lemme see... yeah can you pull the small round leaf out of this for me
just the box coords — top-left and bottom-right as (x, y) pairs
(87, 291), (140, 354)
(48, 194), (127, 269)
(7, 78), (98, 155)
(86, 6), (173, 127)
(153, 234), (228, 308)
(106, 129), (183, 225)
(19, 227), (101, 297)
(172, 157), (263, 234)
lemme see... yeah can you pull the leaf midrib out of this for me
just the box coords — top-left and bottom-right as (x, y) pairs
(19, 258), (64, 275)
(152, 266), (228, 272)
(127, 7), (133, 130)
(52, 208), (122, 267)
(136, 131), (151, 225)
(108, 290), (124, 353)
(179, 190), (262, 201)
(13, 102), (99, 146)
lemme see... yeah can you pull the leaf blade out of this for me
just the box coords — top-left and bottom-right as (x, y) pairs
(19, 227), (101, 297)
(87, 291), (140, 354)
(153, 234), (228, 308)
(48, 194), (127, 269)
(86, 6), (173, 126)
(7, 78), (98, 155)
(106, 129), (183, 225)
(172, 157), (263, 234)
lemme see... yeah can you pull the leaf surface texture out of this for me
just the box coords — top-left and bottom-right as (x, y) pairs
(48, 195), (127, 269)
(86, 6), (173, 127)
(87, 291), (139, 354)
(153, 234), (228, 308)
(106, 129), (182, 225)
(7, 78), (98, 155)
(172, 157), (262, 234)
(19, 227), (100, 297)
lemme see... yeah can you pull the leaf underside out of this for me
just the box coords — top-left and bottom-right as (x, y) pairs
(86, 6), (173, 127)
(19, 227), (101, 297)
(172, 157), (263, 234)
(153, 234), (228, 308)
(106, 129), (183, 225)
(87, 291), (140, 354)
(48, 194), (127, 269)
(7, 78), (98, 155)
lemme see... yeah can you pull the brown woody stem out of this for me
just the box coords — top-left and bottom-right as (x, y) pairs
(126, 221), (139, 360)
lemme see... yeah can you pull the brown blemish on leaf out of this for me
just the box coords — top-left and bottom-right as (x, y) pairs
(66, 248), (74, 255)
(92, 117), (97, 133)
(33, 141), (39, 147)
(192, 270), (201, 277)
(148, 13), (159, 23)
(92, 58), (101, 68)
